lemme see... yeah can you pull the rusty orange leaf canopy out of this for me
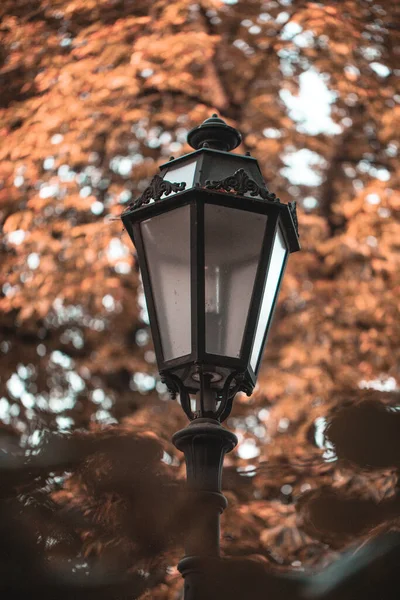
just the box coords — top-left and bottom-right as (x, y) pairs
(0, 0), (400, 598)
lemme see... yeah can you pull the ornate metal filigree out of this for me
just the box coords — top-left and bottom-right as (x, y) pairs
(205, 168), (279, 202)
(215, 372), (251, 422)
(161, 372), (192, 420)
(288, 200), (299, 237)
(129, 175), (186, 210)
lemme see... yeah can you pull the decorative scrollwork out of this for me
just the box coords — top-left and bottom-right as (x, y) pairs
(215, 371), (248, 423)
(130, 175), (186, 210)
(205, 168), (279, 202)
(288, 200), (299, 237)
(160, 372), (193, 421)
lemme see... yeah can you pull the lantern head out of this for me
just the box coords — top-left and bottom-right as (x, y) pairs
(122, 115), (300, 421)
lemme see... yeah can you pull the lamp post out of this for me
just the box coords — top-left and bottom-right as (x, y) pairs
(121, 115), (300, 598)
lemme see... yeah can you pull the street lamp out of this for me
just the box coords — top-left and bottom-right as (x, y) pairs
(122, 115), (300, 598)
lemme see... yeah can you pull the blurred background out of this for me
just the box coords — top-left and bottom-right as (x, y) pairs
(0, 0), (400, 598)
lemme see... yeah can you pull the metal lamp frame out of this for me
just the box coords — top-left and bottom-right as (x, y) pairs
(122, 185), (299, 421)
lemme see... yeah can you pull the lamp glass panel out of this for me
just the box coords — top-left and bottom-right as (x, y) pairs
(141, 204), (191, 361)
(204, 204), (267, 358)
(163, 159), (197, 192)
(250, 227), (287, 371)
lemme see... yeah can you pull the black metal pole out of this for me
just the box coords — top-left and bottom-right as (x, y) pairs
(173, 416), (237, 599)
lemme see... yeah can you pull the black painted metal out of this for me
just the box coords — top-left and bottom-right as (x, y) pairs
(288, 200), (299, 237)
(205, 167), (278, 201)
(173, 417), (237, 599)
(187, 114), (242, 152)
(215, 371), (246, 422)
(127, 174), (186, 210)
(161, 371), (193, 420)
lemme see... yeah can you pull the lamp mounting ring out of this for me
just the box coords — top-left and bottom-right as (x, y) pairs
(192, 371), (223, 383)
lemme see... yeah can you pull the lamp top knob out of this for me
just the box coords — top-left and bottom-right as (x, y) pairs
(187, 114), (242, 152)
